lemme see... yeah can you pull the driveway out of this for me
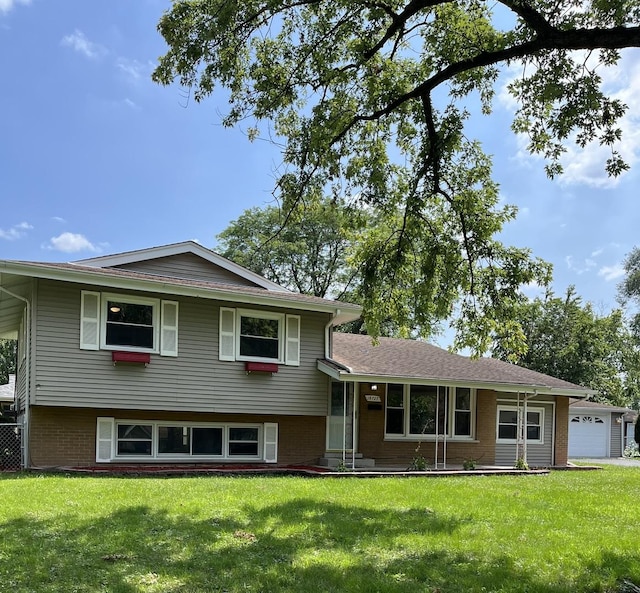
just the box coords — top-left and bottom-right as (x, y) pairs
(570, 457), (640, 467)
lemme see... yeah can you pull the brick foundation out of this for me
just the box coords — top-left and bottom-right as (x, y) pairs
(28, 406), (326, 468)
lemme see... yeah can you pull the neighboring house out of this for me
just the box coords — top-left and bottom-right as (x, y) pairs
(568, 399), (638, 458)
(0, 373), (15, 416)
(0, 241), (593, 470)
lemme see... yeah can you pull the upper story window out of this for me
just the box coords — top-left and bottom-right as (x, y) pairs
(80, 291), (178, 357)
(384, 384), (475, 439)
(239, 313), (281, 360)
(219, 307), (300, 366)
(105, 298), (155, 350)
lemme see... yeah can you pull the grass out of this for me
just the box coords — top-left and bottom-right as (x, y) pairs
(0, 468), (639, 592)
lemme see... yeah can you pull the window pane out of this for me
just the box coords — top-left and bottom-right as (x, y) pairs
(117, 441), (152, 456)
(192, 427), (223, 455)
(409, 386), (446, 435)
(239, 336), (279, 359)
(158, 426), (191, 454)
(331, 382), (345, 415)
(229, 427), (259, 441)
(240, 317), (279, 338)
(229, 442), (259, 456)
(527, 426), (541, 440)
(387, 384), (404, 408)
(499, 410), (518, 424)
(454, 411), (471, 436)
(386, 408), (404, 434)
(106, 324), (154, 349)
(527, 412), (540, 425)
(107, 302), (153, 325)
(498, 425), (517, 440)
(456, 388), (471, 410)
(118, 425), (152, 439)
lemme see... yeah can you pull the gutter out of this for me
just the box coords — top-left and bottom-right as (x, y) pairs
(0, 284), (30, 469)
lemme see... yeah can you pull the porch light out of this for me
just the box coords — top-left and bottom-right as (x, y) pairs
(370, 384), (378, 391)
(109, 306), (121, 313)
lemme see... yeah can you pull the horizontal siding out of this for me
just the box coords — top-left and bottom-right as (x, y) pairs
(114, 253), (261, 287)
(611, 414), (622, 457)
(495, 395), (554, 467)
(33, 279), (331, 416)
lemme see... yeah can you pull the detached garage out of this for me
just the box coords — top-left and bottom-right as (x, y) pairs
(569, 400), (636, 458)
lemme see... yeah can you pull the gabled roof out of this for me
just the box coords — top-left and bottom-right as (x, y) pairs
(0, 243), (362, 336)
(321, 333), (594, 397)
(75, 241), (289, 292)
(569, 398), (637, 417)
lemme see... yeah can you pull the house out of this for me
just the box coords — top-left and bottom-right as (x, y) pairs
(0, 374), (15, 417)
(568, 399), (638, 458)
(0, 241), (593, 470)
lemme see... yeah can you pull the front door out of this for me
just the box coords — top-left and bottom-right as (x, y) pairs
(327, 381), (355, 451)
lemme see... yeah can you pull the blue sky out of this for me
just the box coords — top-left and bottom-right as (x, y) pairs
(1, 0), (639, 334)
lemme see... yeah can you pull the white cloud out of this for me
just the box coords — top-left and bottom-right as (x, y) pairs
(60, 30), (107, 60)
(598, 264), (625, 282)
(115, 57), (153, 81)
(565, 254), (597, 275)
(0, 221), (33, 240)
(46, 232), (100, 253)
(52, 216), (66, 223)
(0, 0), (30, 14)
(500, 49), (640, 188)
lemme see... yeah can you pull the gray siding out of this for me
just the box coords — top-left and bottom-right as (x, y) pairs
(610, 413), (623, 457)
(32, 279), (331, 416)
(495, 396), (555, 467)
(113, 253), (262, 287)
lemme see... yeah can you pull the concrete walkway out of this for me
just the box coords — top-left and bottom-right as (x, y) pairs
(570, 457), (640, 467)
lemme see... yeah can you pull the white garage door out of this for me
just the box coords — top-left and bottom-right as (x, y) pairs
(569, 414), (609, 457)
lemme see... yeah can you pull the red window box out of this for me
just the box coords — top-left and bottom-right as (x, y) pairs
(245, 362), (279, 374)
(112, 351), (151, 365)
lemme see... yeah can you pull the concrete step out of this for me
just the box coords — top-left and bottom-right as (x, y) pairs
(317, 456), (376, 468)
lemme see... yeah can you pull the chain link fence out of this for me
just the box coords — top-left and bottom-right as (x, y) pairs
(0, 423), (22, 470)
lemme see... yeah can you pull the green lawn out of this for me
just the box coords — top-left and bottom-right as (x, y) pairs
(0, 468), (639, 593)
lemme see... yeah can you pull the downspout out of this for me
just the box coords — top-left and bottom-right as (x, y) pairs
(0, 285), (30, 469)
(434, 388), (440, 469)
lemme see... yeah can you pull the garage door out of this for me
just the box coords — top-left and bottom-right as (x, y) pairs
(569, 414), (608, 457)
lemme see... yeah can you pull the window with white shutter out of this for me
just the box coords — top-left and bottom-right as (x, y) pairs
(285, 315), (300, 366)
(160, 301), (179, 357)
(219, 307), (236, 361)
(96, 417), (115, 462)
(80, 291), (101, 350)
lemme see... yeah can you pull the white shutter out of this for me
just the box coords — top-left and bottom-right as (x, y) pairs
(160, 300), (179, 357)
(285, 315), (300, 366)
(263, 423), (278, 463)
(80, 291), (101, 350)
(96, 417), (115, 463)
(219, 307), (236, 361)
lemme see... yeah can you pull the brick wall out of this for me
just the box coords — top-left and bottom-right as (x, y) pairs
(554, 397), (569, 466)
(28, 406), (325, 468)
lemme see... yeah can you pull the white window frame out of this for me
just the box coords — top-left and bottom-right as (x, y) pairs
(384, 384), (476, 440)
(235, 309), (285, 363)
(101, 293), (160, 353)
(105, 420), (271, 462)
(496, 405), (545, 445)
(81, 291), (178, 356)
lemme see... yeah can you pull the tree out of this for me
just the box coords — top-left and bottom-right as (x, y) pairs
(493, 286), (640, 407)
(216, 197), (362, 299)
(618, 246), (640, 337)
(0, 340), (17, 386)
(152, 0), (639, 354)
